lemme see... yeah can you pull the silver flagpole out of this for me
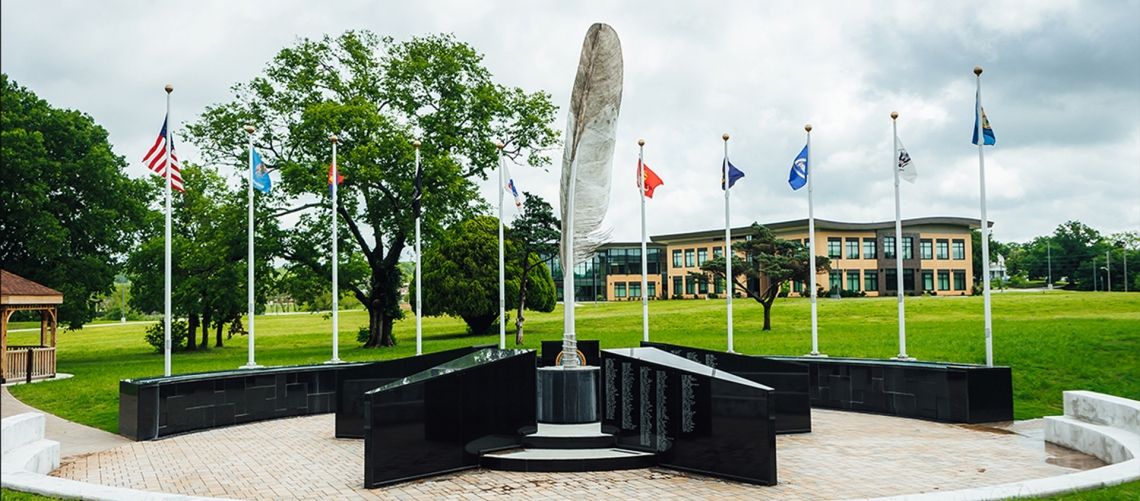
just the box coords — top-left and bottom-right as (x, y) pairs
(723, 133), (733, 353)
(639, 139), (650, 343)
(241, 125), (260, 369)
(975, 66), (994, 367)
(414, 140), (423, 356)
(498, 142), (506, 349)
(328, 135), (342, 363)
(163, 84), (173, 377)
(806, 124), (821, 356)
(891, 112), (910, 360)
(562, 159), (578, 368)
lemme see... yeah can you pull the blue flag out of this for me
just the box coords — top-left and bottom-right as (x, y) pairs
(721, 158), (744, 190)
(972, 88), (996, 145)
(788, 144), (808, 190)
(251, 150), (271, 194)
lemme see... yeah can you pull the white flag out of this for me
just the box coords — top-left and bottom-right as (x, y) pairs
(897, 139), (917, 183)
(503, 162), (524, 209)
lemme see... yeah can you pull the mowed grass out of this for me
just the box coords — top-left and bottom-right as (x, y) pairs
(7, 291), (1139, 433)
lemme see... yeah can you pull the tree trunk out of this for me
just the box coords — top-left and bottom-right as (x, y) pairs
(214, 320), (224, 347)
(187, 314), (199, 350)
(515, 269), (529, 345)
(761, 302), (773, 331)
(200, 310), (211, 349)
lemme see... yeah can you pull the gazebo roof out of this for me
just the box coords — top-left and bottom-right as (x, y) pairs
(1, 270), (64, 305)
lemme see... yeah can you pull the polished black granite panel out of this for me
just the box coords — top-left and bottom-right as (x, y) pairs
(601, 347), (777, 486)
(641, 342), (811, 434)
(540, 340), (601, 366)
(766, 356), (1013, 423)
(120, 363), (358, 440)
(363, 348), (536, 488)
(536, 366), (599, 424)
(334, 346), (490, 438)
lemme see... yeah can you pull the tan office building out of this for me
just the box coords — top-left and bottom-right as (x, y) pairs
(651, 217), (983, 298)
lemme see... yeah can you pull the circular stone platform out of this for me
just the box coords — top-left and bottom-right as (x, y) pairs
(51, 410), (1103, 500)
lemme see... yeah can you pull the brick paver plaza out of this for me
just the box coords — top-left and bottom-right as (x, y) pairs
(49, 409), (1103, 500)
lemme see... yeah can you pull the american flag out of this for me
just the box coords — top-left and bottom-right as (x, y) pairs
(142, 115), (184, 192)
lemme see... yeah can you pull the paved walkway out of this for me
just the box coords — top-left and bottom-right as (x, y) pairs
(50, 410), (1102, 500)
(1, 386), (131, 458)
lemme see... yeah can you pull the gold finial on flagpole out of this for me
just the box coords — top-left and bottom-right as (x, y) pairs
(164, 84), (173, 93)
(496, 142), (505, 150)
(243, 125), (255, 134)
(804, 123), (812, 132)
(974, 66), (983, 76)
(891, 111), (899, 120)
(329, 134), (338, 144)
(638, 139), (645, 146)
(722, 133), (730, 142)
(413, 139), (421, 149)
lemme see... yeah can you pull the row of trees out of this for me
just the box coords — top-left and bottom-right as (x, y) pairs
(977, 220), (1138, 291)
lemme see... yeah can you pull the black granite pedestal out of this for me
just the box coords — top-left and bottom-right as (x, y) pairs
(536, 366), (599, 424)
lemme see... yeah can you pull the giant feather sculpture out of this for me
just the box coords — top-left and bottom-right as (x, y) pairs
(559, 23), (623, 367)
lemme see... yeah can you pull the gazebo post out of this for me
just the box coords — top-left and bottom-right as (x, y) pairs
(40, 310), (47, 347)
(50, 306), (57, 348)
(1, 307), (8, 383)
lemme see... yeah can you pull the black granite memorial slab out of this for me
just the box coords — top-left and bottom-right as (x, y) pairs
(641, 342), (811, 434)
(363, 348), (536, 488)
(765, 355), (1013, 423)
(334, 346), (490, 438)
(540, 340), (601, 366)
(601, 347), (777, 486)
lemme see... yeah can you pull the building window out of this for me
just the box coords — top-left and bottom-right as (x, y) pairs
(938, 270), (950, 291)
(936, 240), (949, 260)
(685, 276), (695, 295)
(629, 281), (641, 299)
(697, 248), (708, 266)
(884, 269), (897, 291)
(793, 279), (803, 293)
(903, 237), (914, 260)
(672, 250), (682, 267)
(920, 240), (933, 260)
(883, 236), (896, 259)
(952, 240), (966, 260)
(828, 238), (842, 258)
(846, 239), (860, 259)
(673, 276), (683, 296)
(847, 270), (860, 291)
(715, 277), (725, 294)
(615, 282), (626, 298)
(829, 270), (841, 289)
(608, 248), (626, 275)
(713, 246), (723, 259)
(904, 269), (915, 291)
(864, 270), (878, 291)
(685, 249), (695, 267)
(922, 270), (934, 291)
(864, 239), (877, 259)
(953, 270), (966, 290)
(698, 276), (708, 294)
(648, 282), (657, 298)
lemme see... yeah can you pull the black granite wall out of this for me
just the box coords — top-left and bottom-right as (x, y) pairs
(601, 348), (777, 486)
(641, 342), (811, 434)
(363, 349), (537, 488)
(334, 346), (490, 438)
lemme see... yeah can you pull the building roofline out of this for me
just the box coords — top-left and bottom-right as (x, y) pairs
(650, 217), (991, 243)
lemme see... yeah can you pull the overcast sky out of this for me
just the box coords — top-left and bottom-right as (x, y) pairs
(3, 0), (1138, 245)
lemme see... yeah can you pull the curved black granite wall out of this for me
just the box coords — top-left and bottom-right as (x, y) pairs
(119, 346), (487, 440)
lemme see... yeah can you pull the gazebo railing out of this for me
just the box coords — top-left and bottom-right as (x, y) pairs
(4, 345), (56, 382)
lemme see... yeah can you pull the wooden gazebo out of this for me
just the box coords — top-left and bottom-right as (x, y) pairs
(1, 270), (63, 383)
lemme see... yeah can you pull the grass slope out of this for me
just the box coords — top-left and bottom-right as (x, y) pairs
(7, 291), (1139, 433)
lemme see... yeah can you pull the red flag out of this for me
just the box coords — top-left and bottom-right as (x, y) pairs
(637, 160), (663, 198)
(328, 161), (345, 187)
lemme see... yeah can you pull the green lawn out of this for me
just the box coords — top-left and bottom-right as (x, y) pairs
(7, 291), (1139, 433)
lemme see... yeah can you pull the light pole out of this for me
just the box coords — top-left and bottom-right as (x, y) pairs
(1105, 251), (1111, 292)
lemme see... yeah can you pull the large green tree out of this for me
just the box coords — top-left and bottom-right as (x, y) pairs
(507, 192), (560, 344)
(186, 31), (558, 347)
(698, 224), (830, 331)
(412, 216), (554, 335)
(0, 74), (149, 327)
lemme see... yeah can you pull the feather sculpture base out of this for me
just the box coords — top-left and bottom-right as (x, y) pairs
(536, 365), (600, 424)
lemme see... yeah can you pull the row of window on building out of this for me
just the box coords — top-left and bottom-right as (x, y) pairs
(792, 269), (969, 293)
(669, 237), (967, 269)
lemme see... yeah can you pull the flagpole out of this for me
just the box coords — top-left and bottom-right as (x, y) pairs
(639, 139), (649, 343)
(241, 125), (261, 369)
(806, 124), (822, 357)
(328, 135), (342, 364)
(891, 112), (910, 360)
(562, 157), (578, 368)
(723, 133), (734, 353)
(497, 142), (506, 350)
(975, 66), (994, 367)
(163, 84), (173, 377)
(414, 140), (423, 356)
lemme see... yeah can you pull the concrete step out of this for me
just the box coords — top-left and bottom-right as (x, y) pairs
(521, 422), (616, 449)
(480, 447), (656, 472)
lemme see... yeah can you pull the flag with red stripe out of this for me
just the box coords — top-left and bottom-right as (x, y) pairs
(142, 115), (184, 192)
